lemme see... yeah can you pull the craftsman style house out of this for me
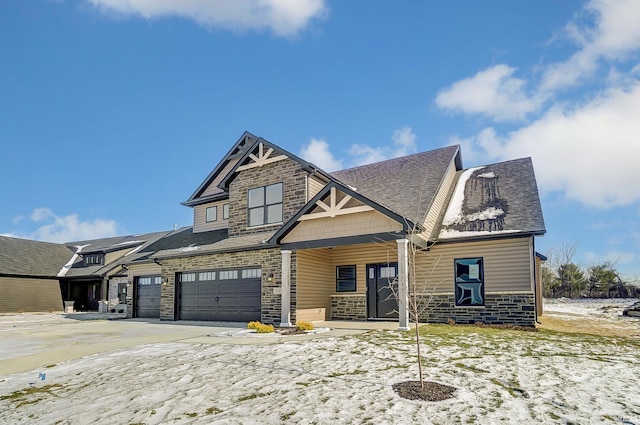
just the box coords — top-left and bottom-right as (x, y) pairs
(123, 131), (545, 327)
(0, 131), (546, 327)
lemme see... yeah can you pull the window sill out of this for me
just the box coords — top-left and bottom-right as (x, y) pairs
(246, 222), (283, 230)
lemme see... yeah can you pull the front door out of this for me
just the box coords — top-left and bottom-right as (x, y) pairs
(366, 263), (399, 319)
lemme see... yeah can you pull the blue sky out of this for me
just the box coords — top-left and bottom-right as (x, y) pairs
(1, 0), (639, 279)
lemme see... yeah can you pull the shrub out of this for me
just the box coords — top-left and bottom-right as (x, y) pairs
(296, 321), (314, 331)
(247, 321), (274, 333)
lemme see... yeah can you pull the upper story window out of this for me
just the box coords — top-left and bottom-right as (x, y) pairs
(206, 206), (218, 222)
(223, 203), (230, 220)
(84, 254), (103, 265)
(248, 183), (283, 227)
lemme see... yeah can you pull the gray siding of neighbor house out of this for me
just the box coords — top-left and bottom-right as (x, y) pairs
(0, 276), (63, 313)
(158, 248), (297, 325)
(193, 201), (229, 233)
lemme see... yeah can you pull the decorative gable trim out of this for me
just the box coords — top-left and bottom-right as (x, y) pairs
(218, 136), (331, 190)
(269, 181), (417, 245)
(236, 142), (289, 172)
(298, 187), (374, 221)
(182, 131), (258, 207)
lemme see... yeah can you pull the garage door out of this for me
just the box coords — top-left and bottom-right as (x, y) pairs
(178, 268), (261, 322)
(136, 276), (161, 318)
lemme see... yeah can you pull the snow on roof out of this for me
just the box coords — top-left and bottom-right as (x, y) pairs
(442, 166), (484, 227)
(439, 229), (521, 239)
(57, 244), (90, 277)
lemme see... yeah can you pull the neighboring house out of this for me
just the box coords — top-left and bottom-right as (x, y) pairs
(136, 131), (545, 327)
(59, 231), (173, 312)
(0, 236), (74, 313)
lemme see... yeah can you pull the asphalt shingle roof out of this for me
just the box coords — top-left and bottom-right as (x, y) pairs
(0, 236), (75, 277)
(330, 145), (461, 224)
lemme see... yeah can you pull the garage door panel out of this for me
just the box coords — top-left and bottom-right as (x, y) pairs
(178, 272), (261, 322)
(136, 277), (161, 318)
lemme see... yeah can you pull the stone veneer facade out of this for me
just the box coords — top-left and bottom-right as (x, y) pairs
(227, 156), (308, 238)
(155, 153), (310, 324)
(330, 292), (535, 326)
(158, 248), (298, 325)
(331, 294), (367, 321)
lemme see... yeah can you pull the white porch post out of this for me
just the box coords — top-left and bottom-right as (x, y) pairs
(280, 249), (292, 327)
(397, 239), (410, 330)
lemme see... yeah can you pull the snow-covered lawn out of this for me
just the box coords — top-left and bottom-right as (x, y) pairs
(1, 300), (639, 424)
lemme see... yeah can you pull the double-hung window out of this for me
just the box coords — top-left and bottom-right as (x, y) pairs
(206, 206), (217, 222)
(336, 265), (357, 292)
(248, 183), (283, 226)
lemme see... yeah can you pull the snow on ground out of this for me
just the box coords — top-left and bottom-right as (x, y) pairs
(1, 301), (639, 424)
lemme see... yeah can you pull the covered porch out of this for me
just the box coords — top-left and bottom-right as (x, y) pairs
(278, 239), (411, 330)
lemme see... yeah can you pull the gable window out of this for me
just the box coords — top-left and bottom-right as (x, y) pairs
(84, 254), (103, 265)
(206, 206), (218, 222)
(223, 203), (230, 220)
(336, 265), (357, 292)
(248, 183), (283, 227)
(454, 258), (485, 307)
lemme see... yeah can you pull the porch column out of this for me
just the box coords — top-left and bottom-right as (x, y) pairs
(280, 249), (292, 327)
(397, 239), (410, 330)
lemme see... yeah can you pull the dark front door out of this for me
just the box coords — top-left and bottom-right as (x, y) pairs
(366, 263), (399, 319)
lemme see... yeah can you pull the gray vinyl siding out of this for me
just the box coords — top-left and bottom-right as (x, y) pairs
(0, 276), (63, 313)
(193, 202), (229, 233)
(415, 237), (534, 294)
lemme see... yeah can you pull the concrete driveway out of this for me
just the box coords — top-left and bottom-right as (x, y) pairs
(0, 313), (395, 376)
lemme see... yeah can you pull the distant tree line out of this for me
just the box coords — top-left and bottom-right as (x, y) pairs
(541, 242), (640, 299)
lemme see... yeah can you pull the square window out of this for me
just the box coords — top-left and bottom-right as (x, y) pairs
(206, 206), (217, 222)
(247, 183), (283, 226)
(336, 265), (356, 292)
(454, 258), (485, 306)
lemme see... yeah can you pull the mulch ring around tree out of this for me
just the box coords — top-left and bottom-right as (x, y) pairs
(392, 381), (457, 401)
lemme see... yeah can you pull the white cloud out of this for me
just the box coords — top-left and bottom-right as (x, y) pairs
(391, 126), (417, 157)
(87, 0), (328, 37)
(30, 207), (55, 222)
(584, 249), (637, 269)
(459, 82), (640, 208)
(299, 138), (343, 171)
(350, 127), (418, 166)
(541, 0), (640, 91)
(300, 127), (418, 171)
(435, 65), (543, 122)
(13, 208), (119, 243)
